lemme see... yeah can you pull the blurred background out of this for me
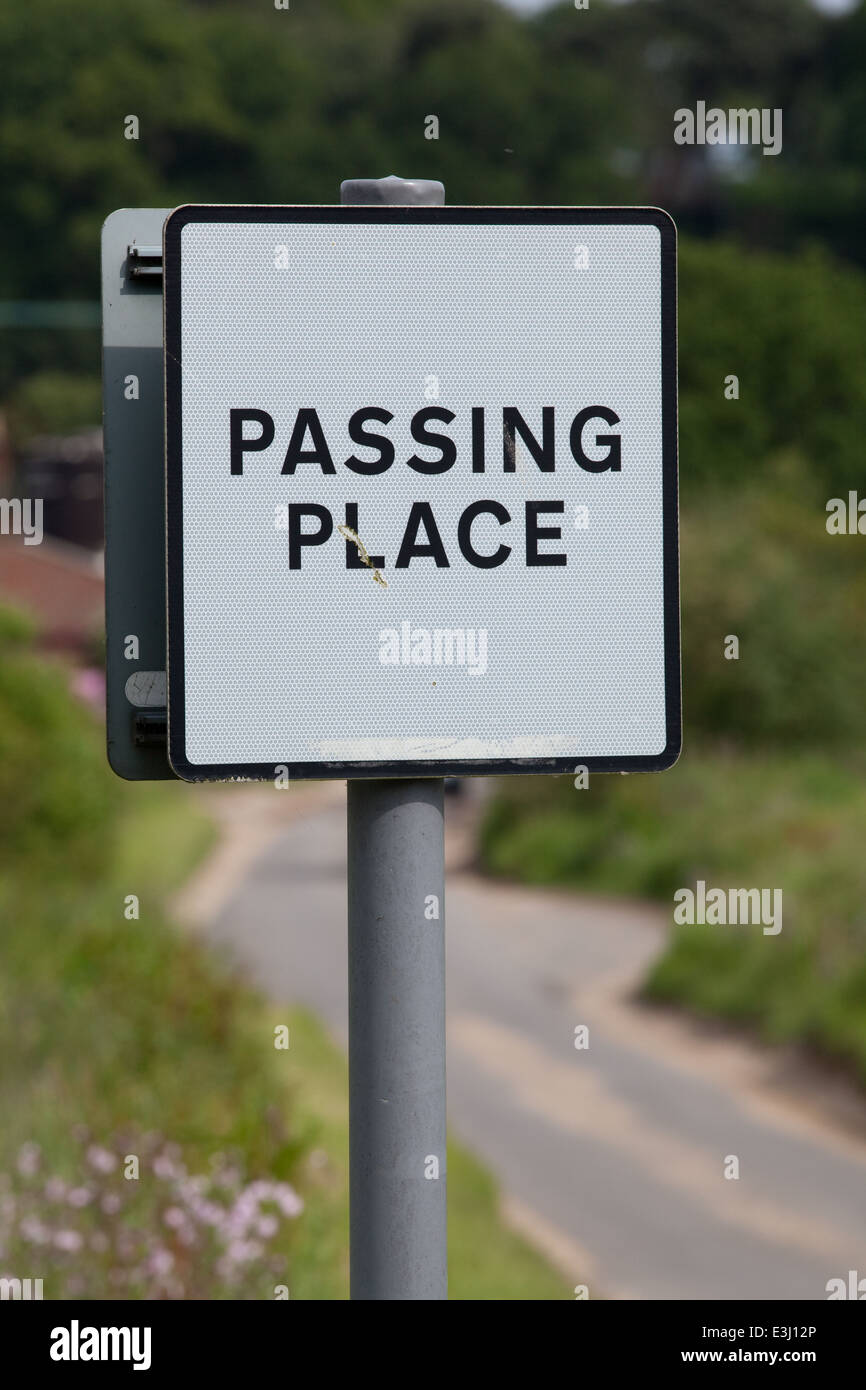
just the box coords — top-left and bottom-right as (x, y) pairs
(1, 0), (866, 1301)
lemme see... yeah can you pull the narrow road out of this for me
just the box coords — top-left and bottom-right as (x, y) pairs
(189, 786), (866, 1300)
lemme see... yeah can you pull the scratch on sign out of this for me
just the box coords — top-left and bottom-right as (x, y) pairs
(337, 523), (388, 588)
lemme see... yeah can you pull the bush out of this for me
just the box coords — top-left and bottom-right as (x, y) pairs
(5, 372), (102, 444)
(680, 456), (866, 749)
(0, 607), (116, 880)
(679, 240), (866, 499)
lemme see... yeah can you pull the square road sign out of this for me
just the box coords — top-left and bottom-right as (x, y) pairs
(164, 205), (680, 781)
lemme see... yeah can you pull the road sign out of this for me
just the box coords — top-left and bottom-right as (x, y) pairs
(164, 205), (679, 782)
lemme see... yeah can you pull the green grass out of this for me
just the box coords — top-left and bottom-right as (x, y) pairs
(0, 785), (297, 1194)
(113, 779), (216, 900)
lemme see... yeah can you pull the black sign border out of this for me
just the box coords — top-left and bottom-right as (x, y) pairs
(164, 204), (680, 782)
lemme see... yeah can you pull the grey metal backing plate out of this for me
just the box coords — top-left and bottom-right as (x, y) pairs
(102, 208), (174, 779)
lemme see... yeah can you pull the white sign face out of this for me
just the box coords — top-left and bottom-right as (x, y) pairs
(164, 206), (679, 781)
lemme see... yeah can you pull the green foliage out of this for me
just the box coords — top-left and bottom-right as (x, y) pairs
(0, 606), (116, 879)
(680, 459), (866, 747)
(641, 756), (866, 1078)
(1, 0), (865, 389)
(482, 750), (866, 902)
(0, 615), (309, 1297)
(679, 241), (866, 497)
(6, 371), (102, 442)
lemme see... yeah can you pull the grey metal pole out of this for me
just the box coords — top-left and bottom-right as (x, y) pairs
(342, 175), (447, 1301)
(347, 779), (446, 1300)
